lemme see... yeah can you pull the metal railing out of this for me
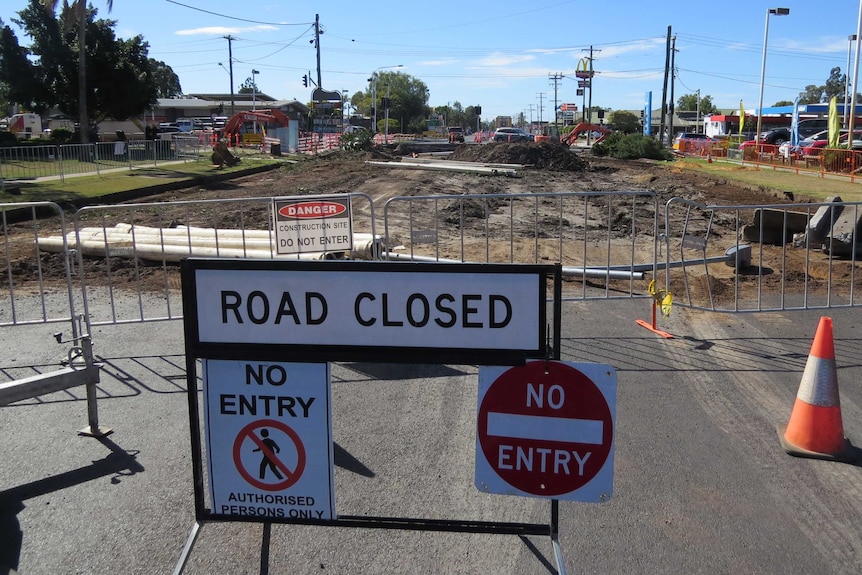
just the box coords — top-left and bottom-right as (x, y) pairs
(0, 137), (203, 183)
(0, 201), (103, 432)
(383, 191), (661, 301)
(664, 197), (862, 312)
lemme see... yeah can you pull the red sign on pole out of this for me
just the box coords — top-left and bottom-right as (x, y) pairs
(475, 360), (616, 502)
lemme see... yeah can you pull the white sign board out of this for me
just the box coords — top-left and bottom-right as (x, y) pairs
(273, 197), (352, 255)
(191, 265), (544, 353)
(203, 359), (336, 520)
(476, 360), (616, 502)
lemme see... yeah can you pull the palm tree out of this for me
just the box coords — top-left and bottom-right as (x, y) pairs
(42, 0), (114, 143)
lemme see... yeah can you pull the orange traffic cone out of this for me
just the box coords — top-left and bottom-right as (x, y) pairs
(778, 317), (856, 462)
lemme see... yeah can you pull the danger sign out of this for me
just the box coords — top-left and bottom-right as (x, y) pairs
(273, 196), (352, 256)
(203, 360), (335, 520)
(475, 360), (616, 502)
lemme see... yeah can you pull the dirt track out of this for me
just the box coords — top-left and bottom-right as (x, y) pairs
(0, 142), (833, 300)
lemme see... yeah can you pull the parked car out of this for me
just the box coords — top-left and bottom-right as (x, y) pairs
(493, 127), (533, 142)
(448, 126), (465, 143)
(759, 127), (791, 145)
(778, 129), (862, 158)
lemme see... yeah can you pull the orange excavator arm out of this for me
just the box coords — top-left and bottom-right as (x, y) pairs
(562, 122), (611, 146)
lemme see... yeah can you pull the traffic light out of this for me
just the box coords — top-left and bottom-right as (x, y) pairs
(476, 106), (482, 115)
(302, 74), (308, 87)
(640, 110), (644, 119)
(382, 97), (391, 110)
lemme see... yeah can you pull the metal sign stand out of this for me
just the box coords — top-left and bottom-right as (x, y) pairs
(174, 260), (565, 575)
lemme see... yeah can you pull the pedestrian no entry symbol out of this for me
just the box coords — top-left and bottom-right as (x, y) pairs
(203, 360), (336, 521)
(475, 360), (617, 502)
(233, 419), (306, 491)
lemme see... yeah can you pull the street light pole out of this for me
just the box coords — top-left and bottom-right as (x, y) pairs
(369, 65), (403, 133)
(252, 69), (259, 111)
(756, 7), (790, 146)
(845, 35), (857, 128)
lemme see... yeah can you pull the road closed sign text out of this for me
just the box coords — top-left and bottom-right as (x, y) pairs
(185, 261), (549, 361)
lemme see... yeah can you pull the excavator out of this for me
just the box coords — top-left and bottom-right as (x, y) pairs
(561, 122), (611, 146)
(221, 108), (290, 143)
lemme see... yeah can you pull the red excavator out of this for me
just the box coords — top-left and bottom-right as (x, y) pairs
(221, 108), (289, 141)
(561, 122), (611, 146)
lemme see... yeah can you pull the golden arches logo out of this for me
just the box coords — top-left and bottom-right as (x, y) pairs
(575, 58), (592, 79)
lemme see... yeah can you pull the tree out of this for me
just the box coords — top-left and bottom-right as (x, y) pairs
(773, 100), (794, 107)
(798, 84), (823, 104)
(41, 0), (113, 143)
(353, 72), (429, 134)
(149, 59), (181, 98)
(238, 76), (259, 95)
(677, 92), (718, 115)
(824, 66), (845, 102)
(608, 110), (640, 134)
(7, 1), (160, 127)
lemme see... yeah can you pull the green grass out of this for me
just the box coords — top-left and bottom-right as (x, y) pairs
(674, 157), (862, 202)
(2, 156), (285, 204)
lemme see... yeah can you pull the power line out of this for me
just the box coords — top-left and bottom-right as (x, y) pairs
(164, 0), (311, 26)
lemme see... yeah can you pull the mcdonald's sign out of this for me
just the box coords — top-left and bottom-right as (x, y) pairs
(575, 58), (593, 79)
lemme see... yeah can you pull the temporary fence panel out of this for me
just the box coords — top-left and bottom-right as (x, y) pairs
(0, 139), (202, 184)
(0, 201), (103, 432)
(382, 191), (661, 301)
(69, 193), (377, 327)
(664, 197), (862, 312)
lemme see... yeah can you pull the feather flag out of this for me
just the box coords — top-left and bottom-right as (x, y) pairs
(739, 100), (745, 136)
(790, 97), (800, 147)
(829, 96), (840, 148)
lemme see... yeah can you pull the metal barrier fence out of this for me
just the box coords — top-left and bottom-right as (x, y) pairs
(664, 197), (862, 312)
(0, 201), (102, 431)
(382, 191), (661, 301)
(71, 193), (377, 327)
(0, 138), (203, 183)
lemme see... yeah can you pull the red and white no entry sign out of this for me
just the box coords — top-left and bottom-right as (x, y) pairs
(475, 360), (616, 502)
(233, 419), (306, 491)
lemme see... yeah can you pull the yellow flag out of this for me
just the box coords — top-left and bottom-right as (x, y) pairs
(829, 96), (839, 148)
(739, 100), (745, 135)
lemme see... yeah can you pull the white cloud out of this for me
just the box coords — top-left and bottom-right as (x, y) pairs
(419, 58), (459, 67)
(176, 25), (278, 36)
(475, 52), (536, 67)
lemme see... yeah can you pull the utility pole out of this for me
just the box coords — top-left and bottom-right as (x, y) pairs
(314, 14), (322, 89)
(668, 35), (677, 146)
(582, 45), (599, 145)
(549, 73), (565, 135)
(537, 92), (546, 130)
(528, 104), (535, 128)
(659, 26), (671, 145)
(224, 35), (235, 116)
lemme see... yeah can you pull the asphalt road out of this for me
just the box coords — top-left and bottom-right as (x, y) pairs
(2, 298), (861, 574)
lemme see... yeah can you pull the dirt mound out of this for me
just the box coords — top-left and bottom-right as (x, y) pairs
(449, 141), (588, 171)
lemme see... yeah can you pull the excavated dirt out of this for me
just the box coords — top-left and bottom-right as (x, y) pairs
(0, 142), (842, 303)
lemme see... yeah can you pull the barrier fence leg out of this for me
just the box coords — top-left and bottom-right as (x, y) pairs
(172, 521), (203, 575)
(550, 499), (568, 575)
(77, 335), (112, 437)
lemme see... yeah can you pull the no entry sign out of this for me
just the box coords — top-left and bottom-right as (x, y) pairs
(475, 360), (616, 502)
(203, 360), (335, 520)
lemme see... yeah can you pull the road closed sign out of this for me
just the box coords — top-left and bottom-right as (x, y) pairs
(475, 360), (616, 502)
(202, 359), (335, 520)
(273, 196), (352, 255)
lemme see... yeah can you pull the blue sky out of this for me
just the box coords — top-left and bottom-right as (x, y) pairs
(7, 0), (862, 121)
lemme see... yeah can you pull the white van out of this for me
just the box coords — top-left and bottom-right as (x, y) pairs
(8, 113), (43, 138)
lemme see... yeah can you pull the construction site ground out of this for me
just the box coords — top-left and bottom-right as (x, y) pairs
(2, 141), (842, 305)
